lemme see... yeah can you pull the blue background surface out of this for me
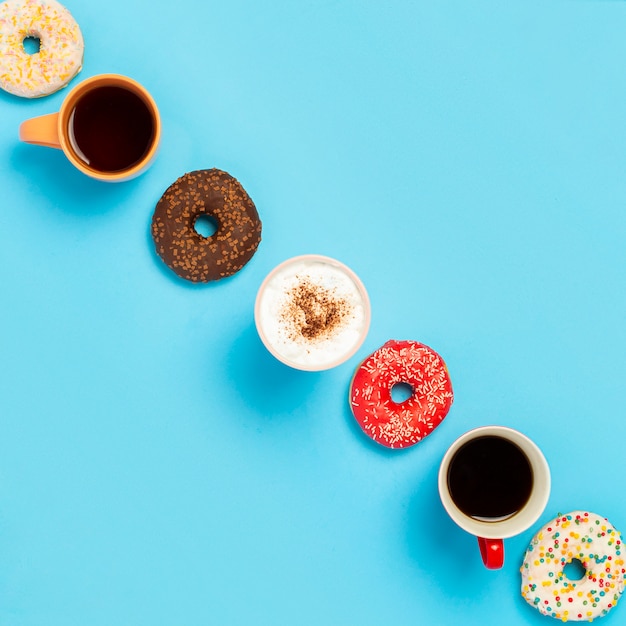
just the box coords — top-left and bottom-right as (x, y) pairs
(1, 1), (625, 624)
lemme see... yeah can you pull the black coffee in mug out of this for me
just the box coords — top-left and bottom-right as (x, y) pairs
(68, 86), (155, 173)
(447, 435), (533, 521)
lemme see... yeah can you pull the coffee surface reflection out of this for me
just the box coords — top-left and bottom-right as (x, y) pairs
(68, 86), (155, 172)
(447, 435), (533, 521)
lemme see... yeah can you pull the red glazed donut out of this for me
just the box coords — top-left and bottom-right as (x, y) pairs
(349, 340), (453, 448)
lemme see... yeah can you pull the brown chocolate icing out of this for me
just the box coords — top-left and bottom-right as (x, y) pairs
(151, 169), (262, 282)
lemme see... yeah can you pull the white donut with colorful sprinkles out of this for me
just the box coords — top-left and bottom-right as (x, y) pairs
(0, 0), (84, 98)
(521, 511), (624, 622)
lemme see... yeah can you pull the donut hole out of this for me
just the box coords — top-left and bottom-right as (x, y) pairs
(563, 558), (586, 581)
(194, 214), (218, 238)
(22, 36), (41, 55)
(390, 382), (414, 404)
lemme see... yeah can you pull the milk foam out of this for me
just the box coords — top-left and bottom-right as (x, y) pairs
(256, 257), (369, 370)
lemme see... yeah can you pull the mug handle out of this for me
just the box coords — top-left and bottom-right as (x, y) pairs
(19, 113), (61, 149)
(478, 537), (504, 569)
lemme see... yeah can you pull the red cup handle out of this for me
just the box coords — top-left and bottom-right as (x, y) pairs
(477, 537), (504, 569)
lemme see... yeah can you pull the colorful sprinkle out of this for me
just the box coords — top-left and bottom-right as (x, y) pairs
(0, 0), (83, 98)
(521, 511), (624, 622)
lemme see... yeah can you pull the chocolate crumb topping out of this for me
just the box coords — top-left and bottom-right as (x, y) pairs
(280, 277), (352, 342)
(151, 169), (262, 283)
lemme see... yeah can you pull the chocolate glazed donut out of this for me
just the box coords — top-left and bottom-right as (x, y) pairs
(151, 169), (262, 282)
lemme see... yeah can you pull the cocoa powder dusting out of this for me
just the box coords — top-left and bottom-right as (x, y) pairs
(280, 277), (352, 342)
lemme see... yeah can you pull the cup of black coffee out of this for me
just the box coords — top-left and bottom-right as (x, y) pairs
(438, 426), (550, 569)
(19, 74), (160, 182)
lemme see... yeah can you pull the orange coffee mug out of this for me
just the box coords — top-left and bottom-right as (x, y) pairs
(19, 74), (161, 182)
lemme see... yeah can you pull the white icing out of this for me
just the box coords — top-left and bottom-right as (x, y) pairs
(0, 0), (84, 98)
(521, 511), (624, 621)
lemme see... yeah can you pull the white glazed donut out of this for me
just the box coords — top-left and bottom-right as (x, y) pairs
(0, 0), (83, 98)
(521, 511), (624, 621)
